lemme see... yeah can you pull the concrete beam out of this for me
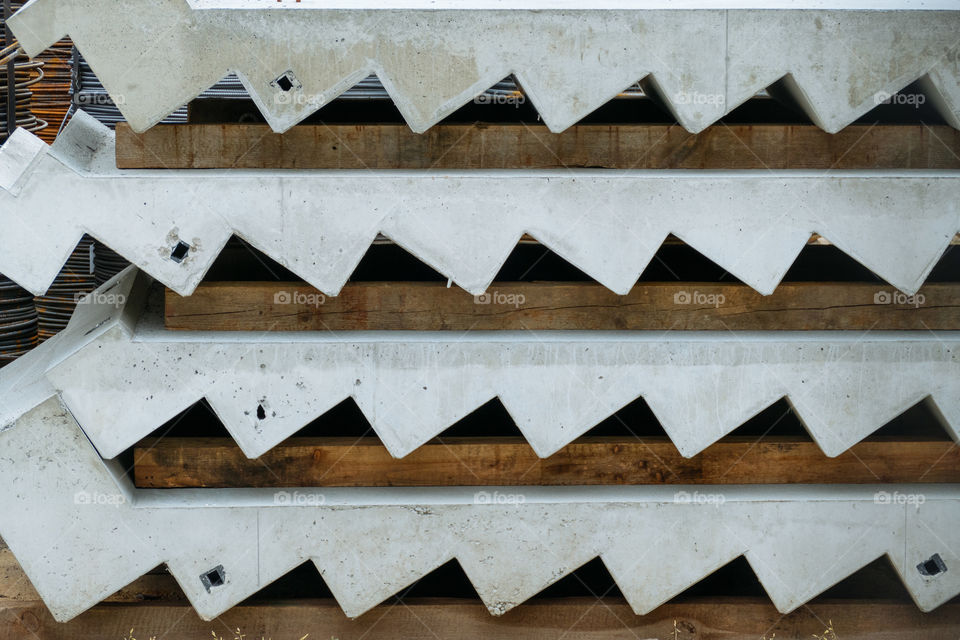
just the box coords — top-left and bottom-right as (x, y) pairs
(0, 395), (956, 623)
(9, 1), (960, 133)
(0, 113), (957, 299)
(3, 269), (959, 461)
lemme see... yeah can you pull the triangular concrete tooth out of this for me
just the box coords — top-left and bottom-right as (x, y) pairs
(675, 222), (810, 297)
(301, 508), (457, 618)
(526, 187), (669, 296)
(744, 501), (902, 613)
(204, 370), (352, 459)
(458, 513), (601, 616)
(642, 364), (786, 458)
(351, 362), (499, 458)
(228, 197), (386, 299)
(602, 506), (747, 615)
(380, 204), (526, 297)
(498, 363), (644, 458)
(376, 56), (511, 135)
(819, 189), (960, 297)
(504, 12), (719, 134)
(237, 61), (372, 135)
(160, 509), (262, 621)
(782, 351), (938, 457)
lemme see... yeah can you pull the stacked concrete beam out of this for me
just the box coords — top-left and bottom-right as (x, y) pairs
(2, 269), (959, 460)
(1, 273), (958, 621)
(0, 113), (957, 298)
(8, 1), (960, 133)
(0, 394), (957, 623)
(1, 0), (959, 626)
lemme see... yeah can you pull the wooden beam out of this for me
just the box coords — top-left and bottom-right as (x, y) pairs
(164, 282), (960, 332)
(116, 123), (960, 170)
(133, 436), (960, 488)
(8, 597), (960, 640)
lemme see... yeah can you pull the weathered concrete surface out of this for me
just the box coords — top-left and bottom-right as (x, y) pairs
(9, 1), (960, 133)
(1, 113), (957, 298)
(3, 269), (959, 461)
(0, 396), (956, 623)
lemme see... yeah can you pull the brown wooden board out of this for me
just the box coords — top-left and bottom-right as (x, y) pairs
(164, 282), (960, 332)
(116, 123), (960, 170)
(133, 436), (960, 488)
(6, 597), (960, 640)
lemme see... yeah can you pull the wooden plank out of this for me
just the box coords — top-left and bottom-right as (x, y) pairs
(116, 122), (960, 170)
(2, 596), (959, 639)
(133, 436), (960, 488)
(164, 282), (960, 332)
(1, 598), (953, 640)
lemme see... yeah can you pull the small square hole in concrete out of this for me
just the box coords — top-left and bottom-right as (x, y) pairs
(917, 554), (947, 577)
(170, 241), (190, 263)
(272, 71), (301, 93)
(200, 565), (226, 592)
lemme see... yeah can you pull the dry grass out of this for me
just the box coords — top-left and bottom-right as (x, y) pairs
(123, 630), (312, 640)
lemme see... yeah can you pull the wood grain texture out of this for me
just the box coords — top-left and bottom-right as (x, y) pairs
(116, 123), (960, 169)
(133, 436), (960, 488)
(1, 551), (957, 639)
(164, 282), (960, 332)
(2, 596), (958, 640)
(7, 597), (960, 640)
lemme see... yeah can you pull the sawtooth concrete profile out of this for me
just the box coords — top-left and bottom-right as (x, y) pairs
(8, 1), (960, 133)
(0, 395), (956, 623)
(2, 269), (959, 462)
(0, 112), (957, 299)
